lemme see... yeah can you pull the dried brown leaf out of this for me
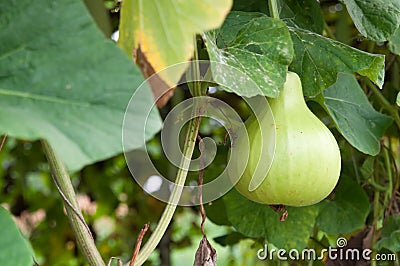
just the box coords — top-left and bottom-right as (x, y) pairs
(135, 46), (175, 108)
(193, 236), (217, 266)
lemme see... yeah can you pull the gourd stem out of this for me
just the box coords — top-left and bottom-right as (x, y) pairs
(132, 35), (205, 265)
(268, 0), (280, 19)
(41, 140), (105, 266)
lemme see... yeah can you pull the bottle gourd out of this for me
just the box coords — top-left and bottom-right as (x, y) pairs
(234, 72), (341, 206)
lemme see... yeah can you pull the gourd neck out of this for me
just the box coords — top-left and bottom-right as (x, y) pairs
(273, 72), (306, 109)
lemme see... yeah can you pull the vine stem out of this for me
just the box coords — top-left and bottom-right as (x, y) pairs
(268, 0), (280, 19)
(366, 79), (400, 129)
(131, 35), (205, 265)
(197, 136), (206, 236)
(41, 140), (105, 266)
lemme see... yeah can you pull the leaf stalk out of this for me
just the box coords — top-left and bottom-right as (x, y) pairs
(268, 0), (280, 19)
(41, 140), (105, 266)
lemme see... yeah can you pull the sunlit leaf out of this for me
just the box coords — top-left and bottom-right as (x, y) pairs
(127, 0), (232, 87)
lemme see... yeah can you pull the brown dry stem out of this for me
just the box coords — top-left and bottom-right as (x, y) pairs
(129, 223), (150, 266)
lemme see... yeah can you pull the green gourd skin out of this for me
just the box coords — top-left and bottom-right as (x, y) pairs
(235, 72), (341, 206)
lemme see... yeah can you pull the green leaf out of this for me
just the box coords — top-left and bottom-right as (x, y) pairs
(375, 214), (400, 252)
(278, 0), (324, 34)
(388, 27), (400, 55)
(224, 189), (320, 250)
(204, 11), (294, 97)
(316, 177), (369, 234)
(0, 207), (34, 266)
(322, 73), (393, 155)
(0, 0), (162, 172)
(289, 27), (385, 96)
(129, 0), (232, 87)
(342, 0), (400, 41)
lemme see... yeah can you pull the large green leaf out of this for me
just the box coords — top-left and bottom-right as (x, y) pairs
(321, 73), (393, 155)
(224, 189), (320, 250)
(342, 0), (400, 42)
(397, 92), (400, 107)
(375, 214), (400, 252)
(0, 0), (162, 172)
(316, 177), (369, 234)
(289, 27), (385, 96)
(127, 0), (232, 87)
(204, 11), (294, 98)
(0, 207), (34, 266)
(389, 27), (400, 55)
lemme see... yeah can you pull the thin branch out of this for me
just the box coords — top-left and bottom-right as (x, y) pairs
(197, 135), (206, 236)
(0, 134), (7, 152)
(41, 140), (105, 266)
(130, 223), (150, 266)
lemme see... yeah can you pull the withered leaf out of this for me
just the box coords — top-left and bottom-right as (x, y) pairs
(193, 235), (217, 266)
(135, 46), (175, 108)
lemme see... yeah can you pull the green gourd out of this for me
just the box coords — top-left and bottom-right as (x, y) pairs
(234, 72), (341, 206)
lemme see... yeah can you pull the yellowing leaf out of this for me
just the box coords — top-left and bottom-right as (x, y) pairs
(130, 0), (232, 87)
